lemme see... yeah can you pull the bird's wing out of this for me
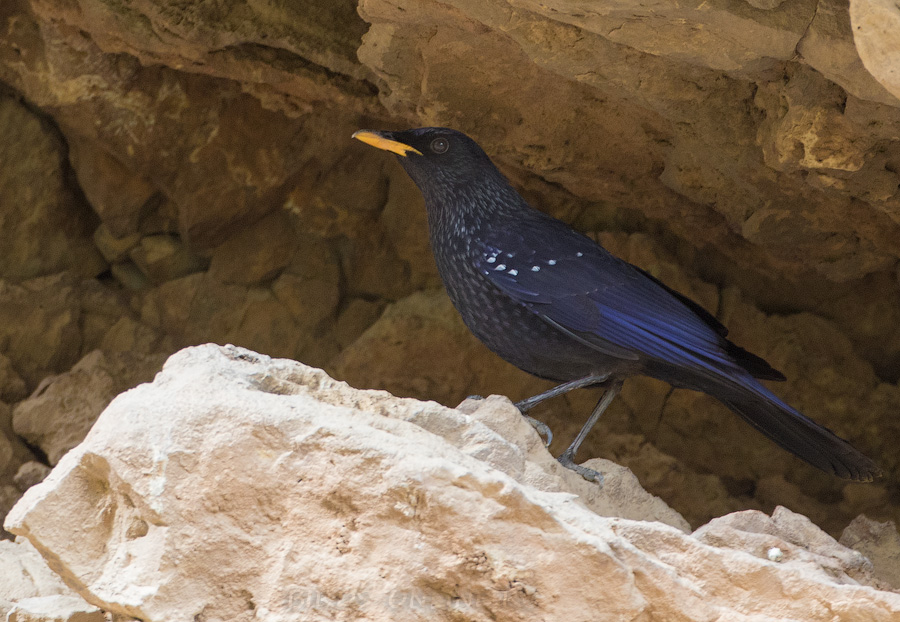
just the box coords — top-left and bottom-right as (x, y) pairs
(475, 220), (744, 376)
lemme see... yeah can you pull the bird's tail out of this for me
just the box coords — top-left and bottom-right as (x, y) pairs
(702, 374), (881, 481)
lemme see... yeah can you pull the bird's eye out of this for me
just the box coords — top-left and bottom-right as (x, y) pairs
(430, 137), (449, 154)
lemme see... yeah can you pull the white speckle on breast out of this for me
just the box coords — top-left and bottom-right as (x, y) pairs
(532, 266), (540, 272)
(495, 264), (506, 271)
(548, 259), (557, 265)
(486, 256), (496, 263)
(576, 252), (583, 257)
(509, 269), (518, 275)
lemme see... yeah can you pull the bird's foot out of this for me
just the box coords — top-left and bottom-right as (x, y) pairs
(523, 414), (553, 447)
(557, 450), (603, 485)
(465, 394), (485, 401)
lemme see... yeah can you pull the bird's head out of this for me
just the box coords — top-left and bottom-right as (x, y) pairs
(352, 127), (505, 202)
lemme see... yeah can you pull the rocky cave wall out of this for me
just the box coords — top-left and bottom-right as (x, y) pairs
(0, 0), (899, 538)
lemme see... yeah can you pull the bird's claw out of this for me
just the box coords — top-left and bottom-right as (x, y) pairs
(523, 414), (553, 447)
(557, 451), (604, 485)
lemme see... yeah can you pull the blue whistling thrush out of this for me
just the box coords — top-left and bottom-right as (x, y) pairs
(353, 127), (880, 485)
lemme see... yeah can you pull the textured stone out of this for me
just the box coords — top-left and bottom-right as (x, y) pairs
(92, 224), (140, 264)
(851, 0), (900, 101)
(68, 137), (158, 238)
(693, 506), (881, 585)
(333, 298), (386, 349)
(0, 539), (70, 598)
(208, 211), (298, 285)
(12, 350), (167, 465)
(798, 0), (900, 106)
(0, 538), (95, 620)
(512, 0), (816, 74)
(6, 345), (900, 621)
(13, 462), (52, 493)
(129, 234), (207, 285)
(0, 95), (103, 282)
(0, 275), (83, 388)
(0, 353), (27, 404)
(6, 595), (104, 622)
(841, 515), (900, 590)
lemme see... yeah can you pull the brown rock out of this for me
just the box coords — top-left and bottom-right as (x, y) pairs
(333, 298), (385, 349)
(0, 275), (83, 388)
(379, 166), (441, 289)
(841, 515), (900, 590)
(68, 137), (158, 238)
(128, 235), (207, 285)
(0, 485), (22, 539)
(108, 262), (150, 291)
(208, 211), (298, 285)
(13, 462), (51, 493)
(271, 234), (341, 329)
(0, 354), (27, 404)
(12, 350), (167, 465)
(0, 95), (103, 282)
(141, 273), (311, 360)
(512, 0), (814, 73)
(92, 224), (140, 264)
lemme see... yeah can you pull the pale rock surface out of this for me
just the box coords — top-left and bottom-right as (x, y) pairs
(0, 538), (98, 620)
(851, 0), (900, 100)
(799, 0), (900, 106)
(694, 506), (879, 584)
(12, 350), (167, 465)
(5, 596), (104, 622)
(6, 344), (900, 621)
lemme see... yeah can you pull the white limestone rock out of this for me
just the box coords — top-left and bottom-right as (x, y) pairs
(5, 344), (899, 621)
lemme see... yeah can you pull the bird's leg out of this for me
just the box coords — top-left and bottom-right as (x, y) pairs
(514, 374), (610, 412)
(514, 374), (610, 447)
(557, 381), (623, 484)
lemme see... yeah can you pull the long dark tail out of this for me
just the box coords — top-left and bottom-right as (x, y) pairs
(703, 373), (881, 481)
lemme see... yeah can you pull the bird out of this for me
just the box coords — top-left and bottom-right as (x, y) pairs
(352, 126), (881, 484)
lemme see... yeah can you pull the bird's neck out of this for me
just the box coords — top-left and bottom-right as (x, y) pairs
(421, 173), (529, 252)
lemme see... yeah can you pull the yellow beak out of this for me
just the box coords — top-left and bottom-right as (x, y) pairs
(352, 130), (423, 157)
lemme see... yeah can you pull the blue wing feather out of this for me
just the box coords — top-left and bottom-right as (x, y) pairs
(477, 219), (742, 377)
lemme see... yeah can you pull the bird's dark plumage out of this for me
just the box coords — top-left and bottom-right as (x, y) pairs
(353, 127), (880, 482)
